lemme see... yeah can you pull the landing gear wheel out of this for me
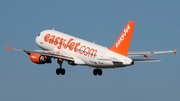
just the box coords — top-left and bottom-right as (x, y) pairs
(61, 68), (66, 75)
(93, 69), (103, 76)
(97, 69), (102, 76)
(56, 68), (66, 75)
(93, 69), (97, 76)
(56, 68), (61, 75)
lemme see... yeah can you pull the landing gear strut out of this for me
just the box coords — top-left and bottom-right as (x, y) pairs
(56, 58), (66, 75)
(93, 68), (102, 76)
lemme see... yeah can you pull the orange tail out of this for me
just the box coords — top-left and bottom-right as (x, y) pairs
(109, 21), (135, 56)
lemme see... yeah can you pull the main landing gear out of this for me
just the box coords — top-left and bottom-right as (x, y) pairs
(93, 68), (103, 76)
(56, 58), (66, 75)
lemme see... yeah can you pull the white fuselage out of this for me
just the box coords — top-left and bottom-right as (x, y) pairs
(35, 30), (133, 68)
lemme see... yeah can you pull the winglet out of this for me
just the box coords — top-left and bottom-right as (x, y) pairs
(174, 49), (177, 54)
(6, 46), (11, 52)
(109, 21), (135, 56)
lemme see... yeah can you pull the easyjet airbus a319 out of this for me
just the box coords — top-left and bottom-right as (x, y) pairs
(7, 21), (177, 76)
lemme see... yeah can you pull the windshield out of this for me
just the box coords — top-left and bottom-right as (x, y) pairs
(37, 33), (41, 36)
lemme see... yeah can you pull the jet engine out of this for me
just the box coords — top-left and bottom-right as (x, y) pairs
(29, 53), (51, 64)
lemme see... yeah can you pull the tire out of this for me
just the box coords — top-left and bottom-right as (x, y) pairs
(98, 69), (102, 76)
(61, 68), (66, 75)
(56, 68), (61, 75)
(93, 69), (97, 76)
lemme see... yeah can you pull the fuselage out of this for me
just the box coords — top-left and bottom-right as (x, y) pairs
(35, 30), (133, 68)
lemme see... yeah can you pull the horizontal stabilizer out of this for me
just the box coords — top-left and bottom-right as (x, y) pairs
(132, 59), (160, 62)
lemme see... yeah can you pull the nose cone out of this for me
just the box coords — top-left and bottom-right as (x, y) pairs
(35, 36), (39, 44)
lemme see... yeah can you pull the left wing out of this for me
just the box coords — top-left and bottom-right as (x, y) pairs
(128, 49), (177, 58)
(132, 59), (160, 62)
(97, 49), (177, 63)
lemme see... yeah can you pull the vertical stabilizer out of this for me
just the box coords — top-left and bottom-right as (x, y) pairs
(109, 21), (135, 56)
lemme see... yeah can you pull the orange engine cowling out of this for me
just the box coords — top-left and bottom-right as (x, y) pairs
(30, 53), (48, 64)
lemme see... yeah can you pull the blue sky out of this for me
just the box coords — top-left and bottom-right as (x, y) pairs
(0, 0), (179, 101)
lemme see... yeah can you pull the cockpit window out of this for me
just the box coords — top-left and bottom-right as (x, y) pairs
(38, 33), (41, 36)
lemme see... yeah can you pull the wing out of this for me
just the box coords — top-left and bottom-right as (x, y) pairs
(6, 46), (74, 61)
(97, 57), (161, 63)
(97, 49), (177, 63)
(128, 49), (177, 58)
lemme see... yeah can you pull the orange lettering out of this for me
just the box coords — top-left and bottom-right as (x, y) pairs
(49, 35), (55, 44)
(69, 42), (75, 51)
(58, 38), (66, 49)
(79, 46), (86, 54)
(43, 34), (98, 59)
(44, 34), (50, 42)
(63, 38), (74, 49)
(54, 37), (60, 45)
(74, 42), (81, 52)
(84, 47), (90, 56)
(88, 49), (97, 58)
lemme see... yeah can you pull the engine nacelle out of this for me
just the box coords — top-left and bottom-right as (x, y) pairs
(30, 53), (51, 64)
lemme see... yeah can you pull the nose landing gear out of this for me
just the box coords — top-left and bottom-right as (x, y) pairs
(56, 58), (66, 75)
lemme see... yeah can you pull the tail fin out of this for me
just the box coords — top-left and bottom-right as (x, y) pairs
(109, 21), (135, 56)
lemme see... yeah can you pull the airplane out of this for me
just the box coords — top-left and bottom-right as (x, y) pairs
(6, 21), (177, 76)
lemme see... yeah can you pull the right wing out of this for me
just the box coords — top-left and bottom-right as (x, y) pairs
(7, 46), (74, 61)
